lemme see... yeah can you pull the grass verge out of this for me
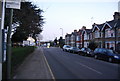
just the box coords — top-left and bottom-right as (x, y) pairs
(2, 46), (35, 79)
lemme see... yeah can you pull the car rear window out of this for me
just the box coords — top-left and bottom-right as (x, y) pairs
(66, 46), (71, 48)
(94, 48), (99, 52)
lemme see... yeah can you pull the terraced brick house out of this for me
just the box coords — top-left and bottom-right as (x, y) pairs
(65, 12), (120, 53)
(65, 33), (71, 46)
(92, 23), (104, 48)
(92, 12), (120, 50)
(82, 28), (91, 48)
(116, 19), (120, 53)
(76, 29), (82, 48)
(70, 30), (77, 47)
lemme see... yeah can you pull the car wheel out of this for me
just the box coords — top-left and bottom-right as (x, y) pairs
(82, 53), (85, 56)
(68, 50), (70, 52)
(85, 53), (87, 56)
(78, 52), (81, 55)
(94, 55), (98, 59)
(108, 57), (112, 62)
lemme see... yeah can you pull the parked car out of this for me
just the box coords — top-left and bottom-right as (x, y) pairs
(94, 48), (120, 63)
(79, 48), (93, 56)
(62, 45), (71, 51)
(68, 47), (81, 54)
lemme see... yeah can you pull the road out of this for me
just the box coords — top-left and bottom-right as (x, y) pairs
(42, 47), (120, 79)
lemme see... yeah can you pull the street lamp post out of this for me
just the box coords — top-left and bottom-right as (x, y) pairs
(60, 28), (63, 38)
(0, 1), (3, 81)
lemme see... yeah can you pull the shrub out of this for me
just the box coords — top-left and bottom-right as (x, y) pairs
(88, 41), (98, 50)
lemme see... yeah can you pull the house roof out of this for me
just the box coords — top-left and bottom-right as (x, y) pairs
(92, 23), (104, 32)
(92, 19), (119, 31)
(85, 29), (91, 34)
(78, 29), (83, 32)
(71, 32), (77, 36)
(106, 20), (116, 27)
(97, 24), (104, 30)
(82, 29), (91, 35)
(102, 20), (118, 31)
(65, 34), (71, 37)
(77, 29), (83, 35)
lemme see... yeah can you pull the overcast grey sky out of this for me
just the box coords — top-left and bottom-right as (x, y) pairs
(30, 0), (119, 41)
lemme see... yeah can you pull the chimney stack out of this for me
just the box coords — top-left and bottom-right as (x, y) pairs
(113, 12), (120, 21)
(82, 26), (86, 30)
(74, 30), (77, 32)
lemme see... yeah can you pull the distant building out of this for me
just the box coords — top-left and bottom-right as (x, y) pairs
(70, 30), (77, 47)
(23, 37), (35, 46)
(65, 33), (71, 45)
(76, 29), (82, 48)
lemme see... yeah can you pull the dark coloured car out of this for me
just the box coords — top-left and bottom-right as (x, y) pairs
(94, 48), (120, 63)
(62, 45), (71, 51)
(69, 47), (81, 54)
(79, 48), (93, 56)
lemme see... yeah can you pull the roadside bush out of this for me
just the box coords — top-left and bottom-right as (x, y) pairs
(88, 41), (98, 50)
(2, 46), (35, 79)
(11, 46), (35, 69)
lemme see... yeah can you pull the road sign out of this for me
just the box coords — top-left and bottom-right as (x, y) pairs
(6, 0), (21, 9)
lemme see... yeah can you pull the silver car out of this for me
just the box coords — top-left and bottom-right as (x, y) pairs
(62, 45), (71, 52)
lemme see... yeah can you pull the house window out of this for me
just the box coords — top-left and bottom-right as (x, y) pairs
(95, 30), (100, 38)
(87, 43), (89, 47)
(110, 30), (115, 37)
(89, 34), (92, 40)
(105, 29), (115, 38)
(76, 36), (80, 41)
(88, 33), (92, 40)
(105, 29), (111, 38)
(118, 29), (120, 37)
(84, 33), (87, 40)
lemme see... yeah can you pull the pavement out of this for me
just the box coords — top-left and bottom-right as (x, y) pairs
(13, 47), (55, 80)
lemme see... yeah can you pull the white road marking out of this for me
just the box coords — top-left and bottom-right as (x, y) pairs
(41, 48), (56, 80)
(76, 62), (102, 75)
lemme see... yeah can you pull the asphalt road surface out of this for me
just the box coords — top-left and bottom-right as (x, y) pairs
(42, 47), (120, 80)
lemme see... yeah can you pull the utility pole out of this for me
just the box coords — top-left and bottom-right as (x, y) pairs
(6, 0), (21, 79)
(6, 8), (13, 79)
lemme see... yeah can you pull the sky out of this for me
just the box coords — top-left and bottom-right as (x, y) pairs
(30, 0), (119, 41)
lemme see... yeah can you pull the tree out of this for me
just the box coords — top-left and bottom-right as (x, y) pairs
(54, 37), (58, 46)
(4, 2), (44, 43)
(59, 37), (65, 48)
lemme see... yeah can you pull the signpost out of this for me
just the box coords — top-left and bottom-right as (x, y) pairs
(5, 0), (21, 79)
(6, 0), (21, 9)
